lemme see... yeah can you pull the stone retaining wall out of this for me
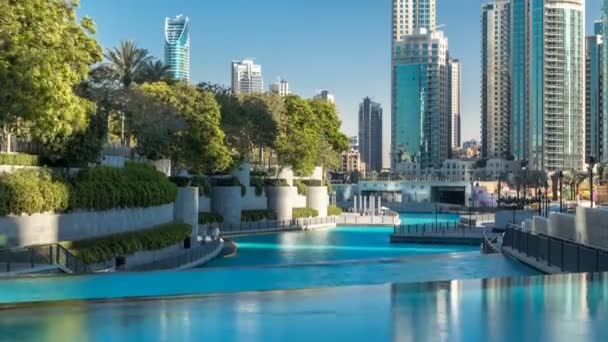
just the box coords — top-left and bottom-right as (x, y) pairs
(0, 204), (174, 247)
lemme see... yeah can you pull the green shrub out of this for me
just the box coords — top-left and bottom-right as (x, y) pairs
(241, 184), (247, 197)
(0, 164), (178, 216)
(328, 205), (343, 216)
(0, 153), (40, 166)
(293, 207), (319, 219)
(191, 176), (212, 197)
(302, 179), (323, 187)
(0, 169), (69, 216)
(62, 222), (190, 264)
(169, 176), (191, 187)
(250, 177), (265, 196)
(262, 178), (289, 187)
(199, 212), (224, 225)
(242, 210), (277, 222)
(210, 176), (241, 187)
(325, 178), (333, 195)
(294, 179), (307, 196)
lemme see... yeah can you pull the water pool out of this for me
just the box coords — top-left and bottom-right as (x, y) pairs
(207, 225), (475, 268)
(400, 212), (460, 225)
(2, 272), (607, 342)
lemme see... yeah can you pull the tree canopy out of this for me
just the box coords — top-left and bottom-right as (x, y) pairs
(140, 82), (233, 174)
(0, 0), (102, 151)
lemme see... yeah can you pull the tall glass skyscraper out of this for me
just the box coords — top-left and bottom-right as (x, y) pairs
(392, 0), (436, 43)
(449, 59), (462, 150)
(508, 0), (584, 171)
(164, 15), (190, 82)
(358, 98), (383, 173)
(603, 0), (608, 162)
(392, 29), (450, 169)
(586, 23), (603, 163)
(481, 1), (511, 159)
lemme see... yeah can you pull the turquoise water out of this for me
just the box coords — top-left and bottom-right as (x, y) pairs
(1, 273), (607, 342)
(208, 225), (474, 268)
(400, 212), (460, 225)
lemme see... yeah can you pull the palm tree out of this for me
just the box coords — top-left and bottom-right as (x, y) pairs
(104, 40), (153, 88)
(135, 60), (172, 84)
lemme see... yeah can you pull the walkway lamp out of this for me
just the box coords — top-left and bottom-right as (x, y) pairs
(537, 191), (542, 216)
(589, 156), (596, 208)
(558, 171), (564, 213)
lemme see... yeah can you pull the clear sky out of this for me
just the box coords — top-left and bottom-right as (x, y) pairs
(79, 0), (603, 163)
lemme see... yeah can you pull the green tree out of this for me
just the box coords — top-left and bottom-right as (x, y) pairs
(140, 82), (233, 174)
(275, 96), (320, 176)
(135, 60), (172, 84)
(0, 0), (102, 152)
(102, 40), (152, 89)
(308, 99), (349, 179)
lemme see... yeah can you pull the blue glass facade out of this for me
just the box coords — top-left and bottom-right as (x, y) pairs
(393, 63), (426, 164)
(529, 0), (543, 170)
(510, 0), (527, 161)
(164, 16), (190, 82)
(586, 35), (603, 162)
(603, 0), (608, 162)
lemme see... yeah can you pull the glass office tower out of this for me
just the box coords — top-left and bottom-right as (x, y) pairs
(164, 15), (190, 82)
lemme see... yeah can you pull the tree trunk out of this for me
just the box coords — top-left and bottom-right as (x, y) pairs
(2, 124), (10, 153)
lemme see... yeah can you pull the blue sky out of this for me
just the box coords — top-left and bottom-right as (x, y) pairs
(79, 0), (603, 158)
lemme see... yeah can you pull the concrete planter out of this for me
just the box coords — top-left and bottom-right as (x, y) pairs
(575, 207), (608, 249)
(212, 186), (242, 225)
(307, 186), (329, 217)
(175, 187), (199, 241)
(0, 204), (174, 247)
(242, 186), (268, 210)
(548, 212), (576, 241)
(198, 195), (211, 213)
(266, 186), (293, 220)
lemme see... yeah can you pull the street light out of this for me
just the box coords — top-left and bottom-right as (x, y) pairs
(537, 190), (542, 216)
(558, 171), (564, 213)
(589, 156), (596, 208)
(468, 196), (473, 228)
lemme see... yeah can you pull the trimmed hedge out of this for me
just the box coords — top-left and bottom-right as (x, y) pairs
(210, 176), (241, 187)
(293, 207), (319, 219)
(0, 163), (178, 216)
(328, 205), (343, 216)
(199, 212), (224, 225)
(61, 222), (191, 264)
(242, 210), (278, 222)
(0, 153), (40, 166)
(294, 179), (307, 196)
(261, 178), (289, 187)
(302, 179), (323, 187)
(169, 176), (213, 198)
(69, 163), (177, 211)
(250, 177), (265, 196)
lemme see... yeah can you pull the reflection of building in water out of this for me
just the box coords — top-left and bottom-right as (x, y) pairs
(390, 281), (462, 341)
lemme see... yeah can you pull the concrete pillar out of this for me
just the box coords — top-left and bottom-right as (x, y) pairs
(307, 186), (329, 217)
(370, 196), (375, 216)
(212, 187), (243, 226)
(174, 187), (199, 241)
(266, 186), (293, 220)
(378, 196), (382, 213)
(363, 196), (367, 214)
(354, 196), (358, 213)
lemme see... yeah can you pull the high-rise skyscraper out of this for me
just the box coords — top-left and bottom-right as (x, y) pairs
(602, 0), (608, 162)
(481, 1), (511, 159)
(392, 28), (450, 169)
(313, 90), (335, 104)
(449, 59), (462, 151)
(358, 97), (383, 173)
(509, 0), (585, 171)
(164, 15), (190, 82)
(269, 79), (291, 96)
(392, 0), (436, 42)
(586, 23), (604, 163)
(231, 59), (263, 95)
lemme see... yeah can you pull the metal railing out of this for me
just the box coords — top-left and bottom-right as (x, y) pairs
(393, 222), (465, 236)
(216, 216), (337, 235)
(503, 227), (608, 273)
(337, 215), (400, 225)
(482, 229), (501, 254)
(0, 244), (91, 274)
(132, 239), (222, 272)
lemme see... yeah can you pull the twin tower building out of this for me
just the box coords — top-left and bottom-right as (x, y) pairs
(393, 0), (596, 173)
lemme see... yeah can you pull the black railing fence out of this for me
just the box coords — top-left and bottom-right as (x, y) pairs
(0, 244), (90, 274)
(216, 216), (337, 235)
(503, 227), (608, 273)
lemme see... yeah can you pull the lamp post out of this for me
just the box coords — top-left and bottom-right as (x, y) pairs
(469, 196), (473, 228)
(537, 191), (542, 216)
(521, 160), (528, 208)
(558, 171), (564, 213)
(589, 156), (596, 208)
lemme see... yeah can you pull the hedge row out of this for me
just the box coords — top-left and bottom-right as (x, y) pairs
(293, 207), (319, 219)
(62, 222), (191, 264)
(242, 210), (278, 222)
(169, 176), (212, 197)
(0, 163), (178, 216)
(199, 212), (224, 225)
(0, 153), (40, 166)
(328, 205), (343, 216)
(301, 179), (323, 187)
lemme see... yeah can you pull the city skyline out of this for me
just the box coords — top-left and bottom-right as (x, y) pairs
(78, 0), (603, 155)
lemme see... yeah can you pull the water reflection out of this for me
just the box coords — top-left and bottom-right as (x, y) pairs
(0, 273), (607, 342)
